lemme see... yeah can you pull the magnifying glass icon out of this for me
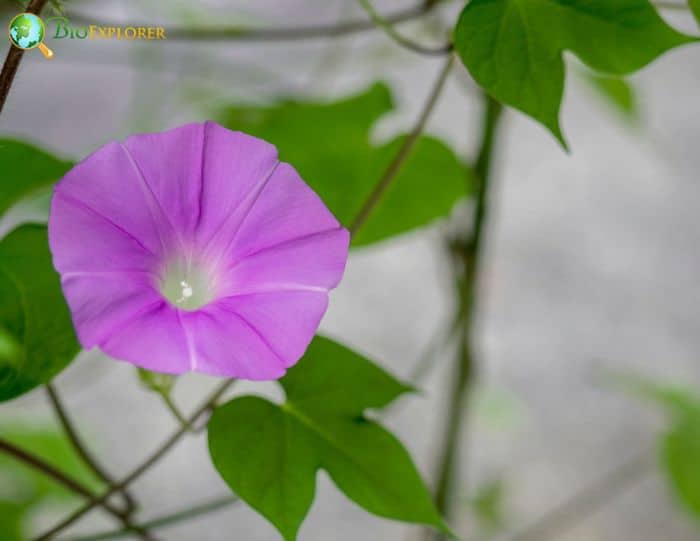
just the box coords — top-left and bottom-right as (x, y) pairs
(8, 13), (54, 59)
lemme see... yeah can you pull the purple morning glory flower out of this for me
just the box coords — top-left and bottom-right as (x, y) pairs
(48, 122), (349, 380)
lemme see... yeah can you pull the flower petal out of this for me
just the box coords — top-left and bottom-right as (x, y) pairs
(53, 142), (170, 255)
(123, 123), (205, 240)
(218, 162), (343, 263)
(100, 302), (191, 374)
(48, 122), (350, 380)
(218, 290), (329, 369)
(222, 228), (350, 297)
(195, 122), (279, 249)
(180, 304), (287, 380)
(49, 191), (158, 274)
(61, 273), (159, 348)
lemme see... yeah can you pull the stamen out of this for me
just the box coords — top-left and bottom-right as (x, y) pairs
(159, 256), (217, 311)
(176, 280), (194, 304)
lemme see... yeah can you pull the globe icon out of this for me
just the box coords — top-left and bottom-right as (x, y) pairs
(9, 13), (44, 49)
(8, 13), (53, 58)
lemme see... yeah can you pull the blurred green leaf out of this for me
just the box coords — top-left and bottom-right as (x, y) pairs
(454, 0), (693, 146)
(0, 422), (101, 540)
(472, 386), (525, 432)
(217, 83), (469, 246)
(1, 425), (100, 536)
(689, 0), (700, 27)
(208, 336), (446, 541)
(663, 414), (700, 520)
(0, 139), (72, 221)
(0, 225), (79, 403)
(137, 368), (176, 396)
(470, 478), (507, 533)
(0, 423), (101, 503)
(608, 372), (700, 415)
(583, 73), (639, 122)
(614, 373), (700, 523)
(0, 500), (24, 541)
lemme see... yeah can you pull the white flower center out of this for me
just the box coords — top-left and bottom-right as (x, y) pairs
(159, 256), (216, 311)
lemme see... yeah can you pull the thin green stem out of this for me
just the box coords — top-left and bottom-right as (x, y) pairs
(33, 379), (236, 541)
(349, 54), (455, 236)
(158, 392), (194, 432)
(45, 384), (137, 513)
(0, 439), (156, 540)
(62, 495), (239, 541)
(408, 310), (463, 385)
(430, 94), (504, 540)
(357, 0), (452, 56)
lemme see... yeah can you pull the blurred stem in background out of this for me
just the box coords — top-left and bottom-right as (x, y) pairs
(350, 55), (454, 235)
(62, 495), (239, 541)
(32, 379), (235, 541)
(0, 438), (158, 540)
(357, 0), (452, 55)
(45, 384), (138, 513)
(430, 94), (503, 540)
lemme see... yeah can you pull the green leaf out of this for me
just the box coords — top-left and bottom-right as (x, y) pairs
(0, 501), (24, 541)
(454, 0), (694, 146)
(582, 72), (639, 122)
(208, 336), (446, 541)
(216, 83), (469, 246)
(0, 225), (80, 403)
(663, 414), (700, 520)
(607, 372), (700, 415)
(612, 373), (700, 522)
(689, 0), (700, 27)
(470, 478), (507, 533)
(0, 139), (72, 219)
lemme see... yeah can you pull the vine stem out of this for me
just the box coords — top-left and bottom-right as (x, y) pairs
(430, 94), (503, 540)
(506, 450), (654, 541)
(357, 0), (453, 56)
(45, 383), (137, 513)
(0, 439), (157, 540)
(0, 0), (50, 115)
(158, 391), (195, 432)
(62, 495), (239, 541)
(33, 379), (236, 541)
(349, 54), (454, 236)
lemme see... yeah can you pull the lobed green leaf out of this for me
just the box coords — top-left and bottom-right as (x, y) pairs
(454, 0), (695, 146)
(208, 336), (446, 541)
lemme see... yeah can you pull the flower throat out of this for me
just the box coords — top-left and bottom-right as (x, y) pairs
(159, 256), (216, 311)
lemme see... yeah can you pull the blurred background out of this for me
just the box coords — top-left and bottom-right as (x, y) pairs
(1, 0), (700, 540)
